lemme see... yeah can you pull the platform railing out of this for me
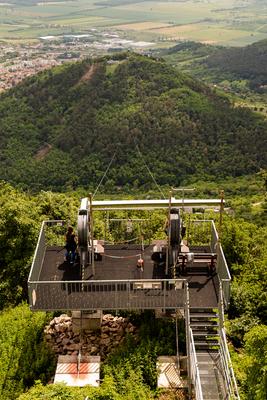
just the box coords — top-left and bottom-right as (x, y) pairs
(28, 220), (66, 282)
(28, 218), (231, 310)
(188, 219), (213, 248)
(28, 278), (187, 311)
(217, 243), (231, 309)
(28, 221), (46, 283)
(28, 221), (46, 306)
(211, 220), (231, 308)
(211, 220), (219, 252)
(28, 220), (66, 305)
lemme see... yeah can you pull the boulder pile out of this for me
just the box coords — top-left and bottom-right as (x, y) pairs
(44, 314), (137, 359)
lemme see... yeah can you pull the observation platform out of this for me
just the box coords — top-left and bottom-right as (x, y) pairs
(29, 240), (220, 312)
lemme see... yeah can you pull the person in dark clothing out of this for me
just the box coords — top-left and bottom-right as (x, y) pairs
(65, 226), (77, 263)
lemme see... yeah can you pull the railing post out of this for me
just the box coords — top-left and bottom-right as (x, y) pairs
(115, 282), (118, 309)
(163, 280), (166, 312)
(175, 309), (180, 373)
(166, 191), (172, 275)
(66, 282), (69, 310)
(127, 280), (130, 309)
(218, 190), (224, 242)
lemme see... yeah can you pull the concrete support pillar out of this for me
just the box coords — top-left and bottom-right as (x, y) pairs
(72, 310), (102, 333)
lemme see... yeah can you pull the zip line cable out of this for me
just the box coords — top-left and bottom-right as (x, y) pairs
(103, 253), (141, 259)
(92, 143), (165, 199)
(135, 143), (166, 198)
(44, 136), (164, 199)
(93, 152), (117, 198)
(104, 236), (140, 245)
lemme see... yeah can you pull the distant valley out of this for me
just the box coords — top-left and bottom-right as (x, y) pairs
(0, 0), (266, 46)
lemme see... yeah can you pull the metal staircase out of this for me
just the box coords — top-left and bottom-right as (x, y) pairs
(190, 308), (225, 400)
(186, 285), (240, 400)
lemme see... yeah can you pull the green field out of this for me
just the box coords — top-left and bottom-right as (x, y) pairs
(0, 0), (266, 45)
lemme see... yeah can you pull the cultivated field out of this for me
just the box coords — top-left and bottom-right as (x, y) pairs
(0, 0), (266, 46)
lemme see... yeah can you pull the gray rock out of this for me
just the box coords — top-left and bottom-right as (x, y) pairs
(101, 333), (109, 339)
(68, 343), (80, 351)
(101, 326), (110, 333)
(100, 337), (111, 346)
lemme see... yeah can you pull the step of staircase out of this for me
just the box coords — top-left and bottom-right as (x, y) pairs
(191, 326), (218, 335)
(194, 343), (220, 351)
(190, 307), (218, 314)
(195, 351), (223, 400)
(190, 312), (218, 319)
(190, 308), (220, 352)
(192, 332), (219, 339)
(191, 320), (218, 327)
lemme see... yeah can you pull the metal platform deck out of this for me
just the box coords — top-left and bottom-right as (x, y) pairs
(40, 244), (166, 282)
(29, 243), (219, 311)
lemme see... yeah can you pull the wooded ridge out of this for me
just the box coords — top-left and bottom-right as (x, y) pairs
(0, 53), (266, 192)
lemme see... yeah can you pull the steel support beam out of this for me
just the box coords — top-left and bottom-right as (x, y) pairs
(91, 198), (223, 211)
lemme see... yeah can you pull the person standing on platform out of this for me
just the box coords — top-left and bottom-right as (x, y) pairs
(65, 226), (77, 264)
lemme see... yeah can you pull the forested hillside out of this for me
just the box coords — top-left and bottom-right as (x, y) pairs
(0, 54), (266, 192)
(205, 39), (267, 91)
(162, 39), (267, 92)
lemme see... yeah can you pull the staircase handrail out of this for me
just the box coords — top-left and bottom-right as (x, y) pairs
(219, 328), (240, 400)
(185, 282), (191, 395)
(189, 328), (204, 400)
(218, 283), (240, 399)
(218, 282), (225, 330)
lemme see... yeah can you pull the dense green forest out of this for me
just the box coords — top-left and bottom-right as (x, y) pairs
(0, 53), (266, 192)
(0, 178), (266, 399)
(205, 39), (267, 91)
(162, 39), (267, 91)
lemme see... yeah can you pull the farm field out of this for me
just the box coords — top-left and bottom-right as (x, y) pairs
(0, 0), (266, 46)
